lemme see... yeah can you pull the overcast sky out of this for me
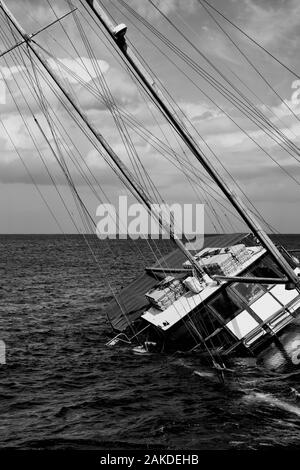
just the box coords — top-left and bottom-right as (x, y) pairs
(0, 0), (300, 234)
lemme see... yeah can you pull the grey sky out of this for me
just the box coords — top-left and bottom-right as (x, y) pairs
(0, 0), (300, 233)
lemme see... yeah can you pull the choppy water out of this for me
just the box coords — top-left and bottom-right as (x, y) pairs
(1, 234), (300, 450)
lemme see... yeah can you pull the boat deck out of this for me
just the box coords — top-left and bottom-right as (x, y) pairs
(141, 246), (264, 330)
(106, 233), (249, 331)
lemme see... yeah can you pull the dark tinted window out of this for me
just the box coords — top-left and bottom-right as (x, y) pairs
(206, 328), (235, 350)
(251, 256), (283, 279)
(209, 290), (242, 321)
(194, 306), (220, 337)
(231, 282), (264, 303)
(250, 256), (284, 289)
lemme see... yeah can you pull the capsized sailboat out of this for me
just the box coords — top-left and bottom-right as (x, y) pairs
(1, 0), (300, 373)
(106, 232), (300, 371)
(83, 0), (300, 371)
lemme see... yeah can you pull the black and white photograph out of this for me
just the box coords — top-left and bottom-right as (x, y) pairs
(1, 0), (300, 461)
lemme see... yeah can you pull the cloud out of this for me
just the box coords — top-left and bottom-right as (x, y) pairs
(0, 64), (26, 105)
(47, 57), (109, 85)
(1, 0), (300, 233)
(242, 0), (300, 46)
(45, 56), (139, 110)
(125, 0), (197, 19)
(0, 65), (26, 80)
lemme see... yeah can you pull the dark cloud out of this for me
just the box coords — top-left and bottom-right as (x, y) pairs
(250, 0), (292, 9)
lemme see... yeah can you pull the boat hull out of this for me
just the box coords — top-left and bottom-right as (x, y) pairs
(257, 319), (300, 372)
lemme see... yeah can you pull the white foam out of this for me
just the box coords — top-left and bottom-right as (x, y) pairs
(245, 392), (300, 418)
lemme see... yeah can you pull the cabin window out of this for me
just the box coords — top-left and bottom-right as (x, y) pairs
(250, 256), (284, 289)
(209, 290), (242, 321)
(231, 282), (265, 304)
(194, 306), (220, 337)
(205, 328), (236, 350)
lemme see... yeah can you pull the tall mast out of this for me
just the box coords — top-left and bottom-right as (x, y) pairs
(0, 0), (205, 278)
(83, 0), (300, 288)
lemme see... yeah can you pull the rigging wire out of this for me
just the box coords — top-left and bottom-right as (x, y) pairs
(0, 17), (151, 337)
(0, 2), (252, 366)
(1, 13), (197, 308)
(197, 0), (300, 136)
(116, 0), (300, 161)
(199, 0), (300, 81)
(148, 0), (300, 144)
(106, 0), (300, 233)
(26, 32), (248, 230)
(97, 2), (280, 234)
(0, 2), (280, 239)
(64, 2), (270, 235)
